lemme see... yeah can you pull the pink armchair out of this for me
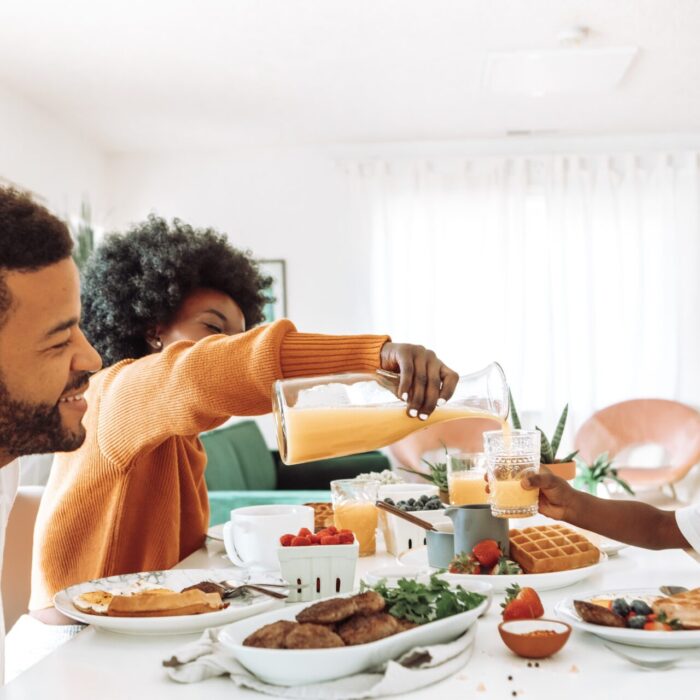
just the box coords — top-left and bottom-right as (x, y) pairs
(574, 399), (700, 496)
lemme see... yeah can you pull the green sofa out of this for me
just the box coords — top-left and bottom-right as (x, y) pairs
(201, 420), (390, 525)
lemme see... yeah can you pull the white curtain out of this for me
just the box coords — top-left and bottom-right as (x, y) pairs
(345, 153), (700, 448)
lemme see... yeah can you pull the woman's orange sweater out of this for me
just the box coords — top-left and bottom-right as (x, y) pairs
(30, 320), (388, 610)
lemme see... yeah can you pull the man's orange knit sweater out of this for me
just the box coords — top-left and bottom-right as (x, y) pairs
(30, 320), (389, 610)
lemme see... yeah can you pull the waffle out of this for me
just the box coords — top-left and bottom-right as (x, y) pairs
(653, 588), (700, 629)
(304, 502), (335, 530)
(508, 525), (600, 574)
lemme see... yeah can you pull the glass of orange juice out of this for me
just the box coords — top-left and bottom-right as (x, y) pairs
(331, 479), (379, 556)
(484, 430), (540, 518)
(447, 453), (489, 505)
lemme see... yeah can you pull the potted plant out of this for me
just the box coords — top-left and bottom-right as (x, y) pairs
(70, 199), (95, 271)
(574, 453), (635, 497)
(399, 445), (450, 502)
(509, 391), (579, 480)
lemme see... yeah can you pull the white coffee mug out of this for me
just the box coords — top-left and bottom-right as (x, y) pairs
(223, 504), (314, 571)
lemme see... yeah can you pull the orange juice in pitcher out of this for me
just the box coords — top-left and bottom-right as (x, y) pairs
(273, 363), (508, 464)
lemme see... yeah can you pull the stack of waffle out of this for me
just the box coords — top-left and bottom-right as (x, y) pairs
(653, 588), (700, 629)
(508, 524), (600, 574)
(304, 502), (335, 530)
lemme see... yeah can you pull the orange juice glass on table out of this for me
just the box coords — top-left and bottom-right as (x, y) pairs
(331, 479), (379, 556)
(447, 452), (489, 505)
(484, 430), (540, 518)
(273, 363), (509, 464)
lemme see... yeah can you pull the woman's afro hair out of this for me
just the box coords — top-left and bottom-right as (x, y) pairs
(81, 215), (272, 366)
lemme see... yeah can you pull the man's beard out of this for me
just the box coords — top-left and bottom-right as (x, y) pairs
(0, 371), (91, 457)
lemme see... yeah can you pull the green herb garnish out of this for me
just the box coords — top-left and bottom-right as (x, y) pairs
(362, 575), (486, 625)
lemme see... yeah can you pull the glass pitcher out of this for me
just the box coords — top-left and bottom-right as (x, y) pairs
(272, 362), (509, 464)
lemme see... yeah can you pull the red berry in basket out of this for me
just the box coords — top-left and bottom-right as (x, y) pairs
(310, 534), (321, 545)
(280, 534), (294, 547)
(472, 539), (502, 568)
(327, 526), (338, 535)
(320, 535), (341, 545)
(297, 527), (313, 538)
(338, 529), (353, 536)
(291, 536), (312, 546)
(338, 532), (355, 544)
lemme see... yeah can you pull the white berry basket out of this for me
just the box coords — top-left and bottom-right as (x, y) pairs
(278, 542), (359, 603)
(378, 484), (446, 556)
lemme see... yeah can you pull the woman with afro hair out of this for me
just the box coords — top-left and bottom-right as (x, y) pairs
(30, 215), (459, 624)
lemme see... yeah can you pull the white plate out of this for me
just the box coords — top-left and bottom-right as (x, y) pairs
(54, 569), (279, 635)
(555, 588), (700, 649)
(207, 524), (225, 541)
(218, 584), (492, 686)
(397, 546), (607, 592)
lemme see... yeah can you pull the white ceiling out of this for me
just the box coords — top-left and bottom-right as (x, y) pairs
(1, 0), (699, 152)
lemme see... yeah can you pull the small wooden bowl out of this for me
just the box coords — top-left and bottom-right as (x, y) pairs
(498, 619), (571, 658)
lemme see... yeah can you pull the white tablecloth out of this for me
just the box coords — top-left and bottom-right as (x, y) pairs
(2, 536), (698, 699)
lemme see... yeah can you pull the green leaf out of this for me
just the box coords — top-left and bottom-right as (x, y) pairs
(612, 475), (635, 496)
(550, 404), (568, 459)
(536, 426), (554, 463)
(508, 390), (522, 430)
(560, 450), (579, 463)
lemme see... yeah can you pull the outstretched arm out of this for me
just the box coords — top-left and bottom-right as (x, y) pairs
(523, 470), (690, 550)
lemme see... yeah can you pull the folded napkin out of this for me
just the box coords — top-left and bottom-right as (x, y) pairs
(163, 623), (477, 699)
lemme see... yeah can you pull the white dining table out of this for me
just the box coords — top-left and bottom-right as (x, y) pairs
(2, 535), (698, 700)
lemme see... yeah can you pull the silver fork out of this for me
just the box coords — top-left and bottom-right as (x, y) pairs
(218, 583), (289, 600)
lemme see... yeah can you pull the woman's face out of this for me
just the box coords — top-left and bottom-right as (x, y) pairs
(150, 288), (246, 350)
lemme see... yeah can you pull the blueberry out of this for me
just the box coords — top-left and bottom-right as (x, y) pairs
(612, 598), (630, 617)
(627, 615), (647, 629)
(384, 497), (395, 506)
(398, 504), (407, 511)
(407, 498), (416, 506)
(630, 600), (652, 616)
(419, 495), (429, 503)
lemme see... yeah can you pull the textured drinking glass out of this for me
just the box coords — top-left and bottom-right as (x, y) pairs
(447, 452), (488, 505)
(330, 479), (379, 556)
(484, 430), (541, 518)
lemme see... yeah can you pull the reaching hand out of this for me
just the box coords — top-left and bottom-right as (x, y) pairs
(379, 342), (459, 419)
(521, 468), (577, 521)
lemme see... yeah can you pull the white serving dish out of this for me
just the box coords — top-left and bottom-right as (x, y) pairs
(278, 542), (359, 602)
(397, 546), (607, 592)
(555, 588), (700, 649)
(218, 584), (492, 686)
(54, 569), (280, 635)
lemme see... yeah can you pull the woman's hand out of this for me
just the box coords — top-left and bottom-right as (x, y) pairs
(521, 468), (578, 521)
(379, 342), (459, 419)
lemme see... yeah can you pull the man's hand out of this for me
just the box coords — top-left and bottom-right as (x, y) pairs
(521, 468), (578, 521)
(379, 342), (459, 420)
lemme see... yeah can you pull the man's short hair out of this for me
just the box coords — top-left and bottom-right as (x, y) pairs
(0, 187), (73, 326)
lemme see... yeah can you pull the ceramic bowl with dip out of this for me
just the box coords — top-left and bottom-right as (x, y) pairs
(498, 618), (572, 658)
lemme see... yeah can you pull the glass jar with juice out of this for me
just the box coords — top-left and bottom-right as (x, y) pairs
(447, 452), (489, 505)
(273, 362), (509, 464)
(330, 479), (379, 556)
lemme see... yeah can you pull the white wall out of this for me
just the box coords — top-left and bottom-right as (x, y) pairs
(105, 148), (373, 336)
(0, 82), (105, 219)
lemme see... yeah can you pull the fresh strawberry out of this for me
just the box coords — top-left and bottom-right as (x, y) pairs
(643, 620), (672, 631)
(321, 535), (341, 545)
(448, 553), (481, 575)
(501, 584), (544, 620)
(316, 529), (330, 538)
(338, 529), (353, 536)
(502, 598), (535, 621)
(297, 527), (313, 538)
(338, 532), (355, 544)
(472, 539), (502, 568)
(291, 536), (312, 546)
(327, 526), (338, 535)
(490, 557), (523, 576)
(309, 534), (322, 545)
(279, 534), (294, 547)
